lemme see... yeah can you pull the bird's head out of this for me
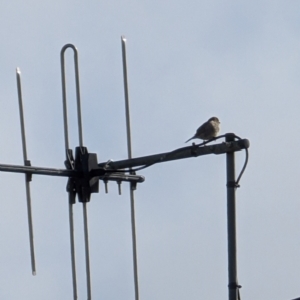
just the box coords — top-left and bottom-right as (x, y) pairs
(208, 117), (220, 124)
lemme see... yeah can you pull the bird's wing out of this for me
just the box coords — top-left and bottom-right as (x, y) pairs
(196, 122), (207, 135)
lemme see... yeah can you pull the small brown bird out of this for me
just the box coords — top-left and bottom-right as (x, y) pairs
(185, 117), (220, 143)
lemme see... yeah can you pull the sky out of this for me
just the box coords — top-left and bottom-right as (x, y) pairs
(0, 1), (300, 299)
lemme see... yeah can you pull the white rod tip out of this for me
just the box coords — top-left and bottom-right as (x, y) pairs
(16, 67), (21, 74)
(121, 36), (126, 42)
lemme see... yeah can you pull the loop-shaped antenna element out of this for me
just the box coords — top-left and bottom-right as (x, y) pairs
(60, 43), (87, 300)
(60, 44), (84, 149)
(16, 68), (36, 276)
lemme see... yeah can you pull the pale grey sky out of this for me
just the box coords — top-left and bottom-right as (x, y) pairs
(1, 1), (300, 299)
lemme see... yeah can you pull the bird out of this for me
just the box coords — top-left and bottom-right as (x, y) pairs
(185, 117), (220, 143)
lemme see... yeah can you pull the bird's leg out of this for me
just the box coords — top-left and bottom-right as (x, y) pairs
(190, 143), (198, 156)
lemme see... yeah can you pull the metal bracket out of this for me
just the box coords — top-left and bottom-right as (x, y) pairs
(65, 147), (100, 203)
(65, 147), (145, 201)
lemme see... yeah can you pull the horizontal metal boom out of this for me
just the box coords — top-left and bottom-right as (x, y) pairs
(98, 138), (250, 170)
(0, 163), (77, 177)
(0, 163), (145, 183)
(0, 138), (249, 177)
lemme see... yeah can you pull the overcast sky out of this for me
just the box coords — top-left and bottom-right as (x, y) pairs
(1, 1), (300, 299)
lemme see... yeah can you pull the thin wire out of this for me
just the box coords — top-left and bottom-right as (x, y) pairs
(231, 135), (248, 186)
(121, 36), (140, 300)
(16, 68), (36, 276)
(189, 133), (249, 187)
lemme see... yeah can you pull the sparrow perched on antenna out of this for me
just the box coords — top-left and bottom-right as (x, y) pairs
(185, 117), (220, 143)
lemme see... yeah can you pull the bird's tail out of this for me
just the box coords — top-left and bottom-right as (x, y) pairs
(185, 137), (194, 143)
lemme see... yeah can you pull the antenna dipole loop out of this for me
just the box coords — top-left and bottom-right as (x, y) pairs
(60, 44), (92, 300)
(60, 44), (84, 149)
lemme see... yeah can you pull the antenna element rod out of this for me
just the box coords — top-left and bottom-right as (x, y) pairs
(16, 68), (36, 275)
(83, 203), (92, 299)
(121, 36), (140, 300)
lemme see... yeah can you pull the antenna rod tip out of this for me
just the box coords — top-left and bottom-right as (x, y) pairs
(16, 67), (21, 74)
(121, 36), (126, 42)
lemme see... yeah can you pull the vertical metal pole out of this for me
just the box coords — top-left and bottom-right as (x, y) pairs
(121, 36), (139, 300)
(16, 68), (36, 275)
(226, 134), (239, 300)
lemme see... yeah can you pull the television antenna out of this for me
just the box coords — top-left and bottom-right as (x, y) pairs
(2, 38), (250, 300)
